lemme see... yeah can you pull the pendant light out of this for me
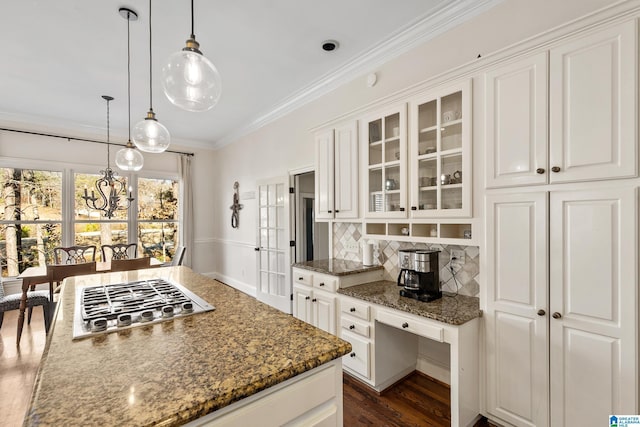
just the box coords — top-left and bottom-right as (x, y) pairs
(132, 0), (170, 153)
(162, 0), (222, 112)
(116, 7), (144, 172)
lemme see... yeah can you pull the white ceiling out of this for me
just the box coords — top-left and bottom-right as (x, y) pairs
(0, 0), (498, 150)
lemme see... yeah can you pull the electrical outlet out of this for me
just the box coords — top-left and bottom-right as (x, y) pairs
(344, 240), (359, 254)
(450, 249), (465, 269)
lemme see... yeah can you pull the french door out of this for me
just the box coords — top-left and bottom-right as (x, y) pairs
(256, 176), (292, 314)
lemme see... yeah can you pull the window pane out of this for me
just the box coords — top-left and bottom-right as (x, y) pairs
(0, 168), (62, 221)
(1, 223), (61, 277)
(76, 172), (129, 220)
(138, 178), (179, 221)
(137, 222), (178, 262)
(74, 222), (128, 261)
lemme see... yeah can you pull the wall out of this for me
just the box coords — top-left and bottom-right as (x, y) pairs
(211, 0), (620, 293)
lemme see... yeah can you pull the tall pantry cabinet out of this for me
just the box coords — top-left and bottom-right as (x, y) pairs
(483, 19), (638, 427)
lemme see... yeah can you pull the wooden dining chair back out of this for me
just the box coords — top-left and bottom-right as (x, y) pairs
(109, 257), (151, 272)
(47, 262), (98, 297)
(1, 277), (52, 346)
(53, 245), (96, 264)
(101, 243), (137, 261)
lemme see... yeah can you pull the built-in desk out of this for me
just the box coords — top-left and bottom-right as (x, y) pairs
(337, 281), (481, 427)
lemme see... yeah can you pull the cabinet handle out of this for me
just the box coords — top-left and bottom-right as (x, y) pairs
(399, 207), (405, 212)
(328, 210), (332, 213)
(319, 282), (325, 287)
(349, 325), (355, 330)
(335, 210), (340, 213)
(551, 166), (561, 173)
(298, 277), (303, 280)
(350, 307), (356, 312)
(350, 352), (356, 358)
(254, 247), (260, 251)
(537, 309), (546, 316)
(402, 322), (409, 328)
(552, 312), (562, 319)
(305, 296), (310, 300)
(312, 298), (317, 302)
(411, 206), (417, 211)
(536, 168), (545, 174)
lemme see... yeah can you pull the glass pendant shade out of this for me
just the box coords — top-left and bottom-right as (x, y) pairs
(133, 111), (171, 153)
(162, 46), (222, 112)
(115, 142), (144, 171)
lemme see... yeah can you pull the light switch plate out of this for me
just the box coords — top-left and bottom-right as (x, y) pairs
(450, 249), (465, 269)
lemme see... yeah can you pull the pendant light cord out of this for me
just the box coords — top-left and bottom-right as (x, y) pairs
(190, 0), (195, 38)
(127, 10), (132, 142)
(148, 0), (153, 111)
(106, 99), (111, 168)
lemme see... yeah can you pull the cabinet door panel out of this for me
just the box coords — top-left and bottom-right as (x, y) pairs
(485, 192), (548, 427)
(485, 53), (548, 188)
(549, 21), (636, 183)
(334, 122), (359, 219)
(293, 285), (312, 324)
(314, 129), (334, 220)
(313, 291), (336, 335)
(549, 187), (638, 423)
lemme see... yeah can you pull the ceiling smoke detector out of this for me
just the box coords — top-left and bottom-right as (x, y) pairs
(322, 40), (339, 52)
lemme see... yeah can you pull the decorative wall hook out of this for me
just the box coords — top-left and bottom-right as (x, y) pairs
(229, 181), (243, 228)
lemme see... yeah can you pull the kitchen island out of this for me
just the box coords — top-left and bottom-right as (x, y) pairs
(24, 266), (351, 426)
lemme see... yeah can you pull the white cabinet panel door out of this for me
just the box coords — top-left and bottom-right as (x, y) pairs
(485, 192), (549, 427)
(549, 187), (637, 426)
(312, 291), (336, 335)
(293, 284), (312, 323)
(484, 52), (548, 188)
(314, 129), (334, 220)
(549, 21), (637, 183)
(334, 121), (359, 219)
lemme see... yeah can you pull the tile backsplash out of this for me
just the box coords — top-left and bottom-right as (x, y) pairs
(333, 223), (479, 297)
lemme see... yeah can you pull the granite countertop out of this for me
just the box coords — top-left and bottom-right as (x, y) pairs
(292, 258), (383, 276)
(24, 266), (351, 427)
(337, 280), (480, 325)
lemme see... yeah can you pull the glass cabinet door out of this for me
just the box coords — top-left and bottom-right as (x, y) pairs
(363, 104), (407, 218)
(410, 80), (471, 217)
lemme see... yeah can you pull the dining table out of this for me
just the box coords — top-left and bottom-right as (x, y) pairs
(15, 258), (163, 345)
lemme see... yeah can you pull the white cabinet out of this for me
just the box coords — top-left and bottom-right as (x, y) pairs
(338, 296), (374, 381)
(315, 121), (359, 220)
(361, 103), (408, 218)
(484, 21), (637, 188)
(409, 79), (472, 217)
(485, 186), (638, 426)
(293, 282), (336, 335)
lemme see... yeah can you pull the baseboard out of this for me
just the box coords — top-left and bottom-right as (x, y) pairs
(213, 272), (257, 298)
(416, 355), (451, 385)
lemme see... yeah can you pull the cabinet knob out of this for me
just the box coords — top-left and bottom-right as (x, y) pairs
(305, 296), (310, 300)
(552, 312), (562, 319)
(537, 309), (546, 316)
(335, 210), (340, 213)
(328, 210), (332, 213)
(350, 307), (356, 312)
(349, 325), (355, 330)
(536, 168), (545, 174)
(254, 247), (260, 251)
(402, 322), (409, 328)
(312, 298), (317, 302)
(411, 206), (417, 211)
(551, 166), (561, 173)
(399, 207), (405, 212)
(319, 282), (325, 287)
(350, 352), (356, 358)
(298, 277), (303, 280)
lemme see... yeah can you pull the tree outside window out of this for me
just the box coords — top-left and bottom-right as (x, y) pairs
(137, 177), (179, 262)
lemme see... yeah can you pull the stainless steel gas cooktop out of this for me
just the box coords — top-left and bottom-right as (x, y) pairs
(72, 278), (214, 340)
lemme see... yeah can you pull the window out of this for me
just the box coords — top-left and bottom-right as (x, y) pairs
(0, 168), (63, 276)
(137, 177), (179, 262)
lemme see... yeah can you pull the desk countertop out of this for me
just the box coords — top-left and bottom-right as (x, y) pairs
(292, 258), (384, 276)
(337, 280), (480, 325)
(24, 267), (350, 426)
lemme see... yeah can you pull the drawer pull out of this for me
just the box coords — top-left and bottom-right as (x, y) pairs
(350, 307), (356, 312)
(350, 352), (356, 358)
(349, 325), (355, 330)
(312, 298), (317, 302)
(305, 296), (310, 300)
(319, 282), (325, 287)
(298, 277), (303, 280)
(537, 309), (546, 316)
(402, 322), (409, 328)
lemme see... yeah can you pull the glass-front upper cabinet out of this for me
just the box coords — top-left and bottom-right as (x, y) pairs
(361, 103), (408, 218)
(409, 79), (471, 217)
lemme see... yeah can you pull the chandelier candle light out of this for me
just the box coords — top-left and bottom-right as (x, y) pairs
(132, 0), (170, 153)
(162, 0), (222, 112)
(115, 7), (144, 172)
(83, 96), (134, 219)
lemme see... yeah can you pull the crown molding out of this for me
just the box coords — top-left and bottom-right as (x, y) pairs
(212, 0), (504, 149)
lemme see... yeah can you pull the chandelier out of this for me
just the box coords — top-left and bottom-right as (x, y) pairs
(82, 95), (134, 219)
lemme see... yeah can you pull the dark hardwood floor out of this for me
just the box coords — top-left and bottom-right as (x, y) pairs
(1, 309), (496, 427)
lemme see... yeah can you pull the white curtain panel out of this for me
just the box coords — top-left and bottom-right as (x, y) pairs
(179, 155), (194, 267)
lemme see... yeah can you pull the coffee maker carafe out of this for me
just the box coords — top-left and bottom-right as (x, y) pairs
(397, 249), (441, 302)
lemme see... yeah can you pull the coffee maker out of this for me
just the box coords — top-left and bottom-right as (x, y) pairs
(397, 249), (441, 302)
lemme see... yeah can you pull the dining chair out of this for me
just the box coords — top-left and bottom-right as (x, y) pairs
(170, 246), (186, 266)
(47, 261), (98, 299)
(109, 257), (151, 272)
(53, 245), (97, 264)
(0, 276), (51, 346)
(101, 243), (137, 261)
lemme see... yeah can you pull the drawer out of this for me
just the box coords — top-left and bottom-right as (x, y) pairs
(340, 317), (370, 338)
(313, 274), (337, 292)
(341, 330), (370, 379)
(376, 308), (444, 342)
(340, 299), (370, 321)
(293, 270), (313, 286)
